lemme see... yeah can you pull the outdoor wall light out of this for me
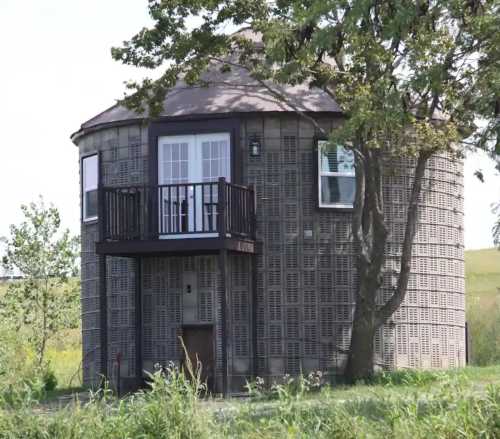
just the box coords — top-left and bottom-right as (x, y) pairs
(249, 137), (261, 157)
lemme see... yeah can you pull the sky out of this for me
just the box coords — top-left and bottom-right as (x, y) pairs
(0, 0), (499, 253)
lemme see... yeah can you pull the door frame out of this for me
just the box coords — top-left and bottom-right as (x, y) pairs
(157, 132), (232, 238)
(149, 117), (241, 188)
(180, 324), (216, 391)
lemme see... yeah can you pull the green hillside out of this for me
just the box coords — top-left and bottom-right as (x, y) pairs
(465, 248), (500, 303)
(465, 248), (500, 366)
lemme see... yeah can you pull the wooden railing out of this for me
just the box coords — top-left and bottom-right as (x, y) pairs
(99, 178), (256, 242)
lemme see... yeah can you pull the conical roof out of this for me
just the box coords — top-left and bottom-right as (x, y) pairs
(72, 31), (341, 140)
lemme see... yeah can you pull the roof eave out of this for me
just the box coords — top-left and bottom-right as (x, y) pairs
(70, 110), (344, 145)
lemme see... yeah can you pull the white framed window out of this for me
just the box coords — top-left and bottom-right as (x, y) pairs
(157, 133), (230, 236)
(82, 154), (98, 221)
(317, 140), (355, 208)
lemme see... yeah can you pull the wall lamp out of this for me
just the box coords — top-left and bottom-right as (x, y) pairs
(249, 137), (261, 157)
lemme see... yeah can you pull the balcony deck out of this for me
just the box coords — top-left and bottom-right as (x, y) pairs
(95, 178), (256, 257)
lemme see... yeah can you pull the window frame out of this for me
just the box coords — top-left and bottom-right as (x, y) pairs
(82, 153), (99, 222)
(317, 140), (355, 209)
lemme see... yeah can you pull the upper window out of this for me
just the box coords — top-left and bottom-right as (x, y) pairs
(317, 140), (355, 208)
(82, 154), (98, 221)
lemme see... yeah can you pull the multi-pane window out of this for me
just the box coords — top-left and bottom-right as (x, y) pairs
(317, 140), (355, 208)
(159, 142), (189, 184)
(82, 154), (98, 221)
(157, 133), (230, 235)
(201, 139), (229, 182)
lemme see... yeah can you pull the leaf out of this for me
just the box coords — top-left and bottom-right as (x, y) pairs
(474, 170), (484, 183)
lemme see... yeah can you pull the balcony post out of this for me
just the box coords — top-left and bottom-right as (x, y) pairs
(248, 184), (257, 239)
(148, 185), (159, 240)
(217, 177), (227, 239)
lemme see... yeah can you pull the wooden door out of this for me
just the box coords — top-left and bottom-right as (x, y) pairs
(181, 326), (214, 392)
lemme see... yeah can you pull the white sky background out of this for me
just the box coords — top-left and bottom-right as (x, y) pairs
(0, 0), (499, 251)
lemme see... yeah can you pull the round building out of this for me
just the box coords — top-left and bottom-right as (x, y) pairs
(72, 62), (465, 394)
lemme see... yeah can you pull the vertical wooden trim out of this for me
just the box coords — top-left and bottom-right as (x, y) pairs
(218, 249), (229, 396)
(99, 255), (108, 385)
(135, 257), (143, 386)
(148, 124), (158, 240)
(251, 253), (258, 380)
(218, 177), (227, 239)
(97, 151), (105, 241)
(97, 151), (108, 385)
(148, 123), (159, 188)
(149, 117), (241, 185)
(232, 120), (242, 184)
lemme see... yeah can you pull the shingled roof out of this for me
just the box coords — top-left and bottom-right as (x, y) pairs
(72, 29), (342, 140)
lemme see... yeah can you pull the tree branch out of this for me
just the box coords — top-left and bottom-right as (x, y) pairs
(352, 146), (370, 267)
(375, 149), (433, 327)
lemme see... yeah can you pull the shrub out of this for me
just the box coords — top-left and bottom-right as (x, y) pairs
(42, 368), (58, 393)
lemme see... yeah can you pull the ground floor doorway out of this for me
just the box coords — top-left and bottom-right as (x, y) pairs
(181, 325), (215, 392)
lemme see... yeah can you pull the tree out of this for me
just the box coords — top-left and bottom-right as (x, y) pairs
(1, 198), (80, 367)
(111, 0), (499, 381)
(494, 202), (500, 248)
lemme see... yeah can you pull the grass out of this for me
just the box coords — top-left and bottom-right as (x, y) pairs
(0, 280), (83, 393)
(1, 367), (499, 438)
(46, 324), (83, 389)
(465, 248), (500, 303)
(464, 248), (500, 365)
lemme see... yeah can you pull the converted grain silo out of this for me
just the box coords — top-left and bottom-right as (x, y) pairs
(71, 39), (465, 395)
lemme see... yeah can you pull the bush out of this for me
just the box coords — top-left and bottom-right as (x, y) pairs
(0, 321), (60, 408)
(42, 368), (58, 393)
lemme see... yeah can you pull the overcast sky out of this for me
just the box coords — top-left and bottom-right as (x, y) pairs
(0, 0), (499, 251)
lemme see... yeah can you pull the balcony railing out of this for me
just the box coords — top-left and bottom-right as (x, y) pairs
(98, 178), (256, 242)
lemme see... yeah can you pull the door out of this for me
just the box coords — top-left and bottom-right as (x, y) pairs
(181, 326), (214, 392)
(158, 133), (230, 236)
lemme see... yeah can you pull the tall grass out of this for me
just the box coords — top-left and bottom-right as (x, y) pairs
(467, 295), (500, 366)
(465, 248), (500, 366)
(0, 366), (213, 438)
(0, 369), (499, 438)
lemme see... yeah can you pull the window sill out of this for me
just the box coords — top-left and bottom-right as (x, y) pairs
(317, 205), (354, 213)
(83, 217), (98, 225)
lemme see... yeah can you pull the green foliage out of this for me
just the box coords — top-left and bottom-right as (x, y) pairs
(468, 296), (500, 366)
(368, 368), (442, 387)
(0, 197), (80, 367)
(0, 366), (213, 438)
(0, 281), (82, 407)
(465, 248), (500, 366)
(112, 0), (499, 157)
(41, 369), (58, 393)
(0, 368), (499, 438)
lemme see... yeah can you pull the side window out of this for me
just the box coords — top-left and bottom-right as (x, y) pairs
(82, 154), (98, 221)
(317, 140), (355, 208)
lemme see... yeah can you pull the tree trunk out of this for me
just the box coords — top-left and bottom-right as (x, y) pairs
(345, 146), (387, 382)
(345, 148), (433, 382)
(344, 300), (377, 383)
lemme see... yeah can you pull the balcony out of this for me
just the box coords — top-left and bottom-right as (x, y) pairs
(95, 178), (256, 257)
